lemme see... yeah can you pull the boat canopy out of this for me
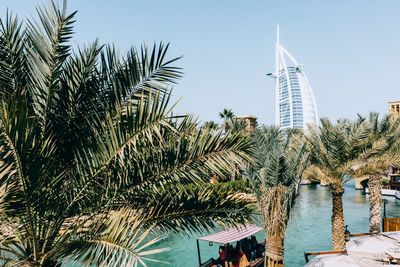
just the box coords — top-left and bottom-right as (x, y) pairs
(198, 224), (263, 244)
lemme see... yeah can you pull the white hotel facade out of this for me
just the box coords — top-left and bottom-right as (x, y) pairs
(267, 26), (318, 131)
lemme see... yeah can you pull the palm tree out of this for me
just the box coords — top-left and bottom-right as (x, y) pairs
(202, 120), (220, 130)
(247, 126), (308, 267)
(353, 113), (400, 232)
(231, 118), (248, 133)
(306, 118), (371, 250)
(0, 2), (255, 266)
(219, 108), (234, 132)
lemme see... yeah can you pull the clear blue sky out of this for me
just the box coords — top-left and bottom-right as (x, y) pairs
(2, 0), (400, 125)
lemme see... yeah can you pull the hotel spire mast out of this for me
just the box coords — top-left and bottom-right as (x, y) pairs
(275, 25), (280, 126)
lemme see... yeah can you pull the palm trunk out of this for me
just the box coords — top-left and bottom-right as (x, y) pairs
(368, 175), (382, 233)
(262, 187), (287, 267)
(266, 258), (284, 267)
(331, 187), (345, 251)
(265, 235), (284, 267)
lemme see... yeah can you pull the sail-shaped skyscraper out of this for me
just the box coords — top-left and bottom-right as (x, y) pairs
(267, 26), (318, 131)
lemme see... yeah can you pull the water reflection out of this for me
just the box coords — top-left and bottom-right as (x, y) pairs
(354, 189), (366, 203)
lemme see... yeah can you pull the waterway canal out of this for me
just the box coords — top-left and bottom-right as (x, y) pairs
(150, 180), (400, 266)
(63, 180), (400, 266)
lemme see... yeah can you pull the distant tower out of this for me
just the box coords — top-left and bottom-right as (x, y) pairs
(389, 101), (400, 118)
(267, 25), (318, 131)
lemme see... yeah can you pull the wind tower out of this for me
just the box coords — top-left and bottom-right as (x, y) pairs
(266, 25), (318, 131)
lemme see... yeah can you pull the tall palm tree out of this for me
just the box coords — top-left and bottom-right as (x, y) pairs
(0, 2), (255, 266)
(247, 126), (309, 267)
(306, 118), (371, 250)
(219, 108), (234, 133)
(353, 113), (400, 232)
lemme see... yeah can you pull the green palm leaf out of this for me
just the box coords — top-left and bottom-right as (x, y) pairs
(27, 0), (76, 127)
(59, 209), (169, 267)
(0, 11), (28, 96)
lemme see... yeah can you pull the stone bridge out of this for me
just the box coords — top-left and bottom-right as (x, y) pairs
(302, 175), (370, 189)
(355, 175), (369, 190)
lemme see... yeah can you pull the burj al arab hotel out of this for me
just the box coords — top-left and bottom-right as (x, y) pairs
(267, 26), (318, 131)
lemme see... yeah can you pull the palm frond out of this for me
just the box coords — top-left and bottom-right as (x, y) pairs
(27, 0), (76, 126)
(306, 118), (372, 186)
(99, 42), (182, 110)
(0, 10), (28, 96)
(135, 186), (255, 235)
(123, 125), (253, 196)
(354, 113), (400, 178)
(59, 209), (169, 267)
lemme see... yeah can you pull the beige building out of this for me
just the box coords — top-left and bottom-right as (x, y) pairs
(389, 101), (400, 118)
(233, 116), (257, 132)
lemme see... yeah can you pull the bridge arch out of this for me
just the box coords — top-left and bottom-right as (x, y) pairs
(355, 176), (369, 190)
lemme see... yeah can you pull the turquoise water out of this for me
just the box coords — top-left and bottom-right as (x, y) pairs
(149, 180), (400, 267)
(64, 180), (400, 266)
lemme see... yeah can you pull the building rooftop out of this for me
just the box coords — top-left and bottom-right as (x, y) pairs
(233, 115), (257, 119)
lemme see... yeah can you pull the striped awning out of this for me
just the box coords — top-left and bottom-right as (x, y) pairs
(199, 225), (264, 244)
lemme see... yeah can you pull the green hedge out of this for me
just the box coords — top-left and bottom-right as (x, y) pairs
(200, 179), (249, 192)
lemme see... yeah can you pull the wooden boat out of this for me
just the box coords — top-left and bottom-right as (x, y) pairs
(365, 168), (400, 199)
(196, 224), (265, 267)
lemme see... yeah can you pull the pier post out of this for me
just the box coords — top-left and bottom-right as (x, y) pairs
(196, 239), (201, 266)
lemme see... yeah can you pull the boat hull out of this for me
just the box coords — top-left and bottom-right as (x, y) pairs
(365, 188), (400, 199)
